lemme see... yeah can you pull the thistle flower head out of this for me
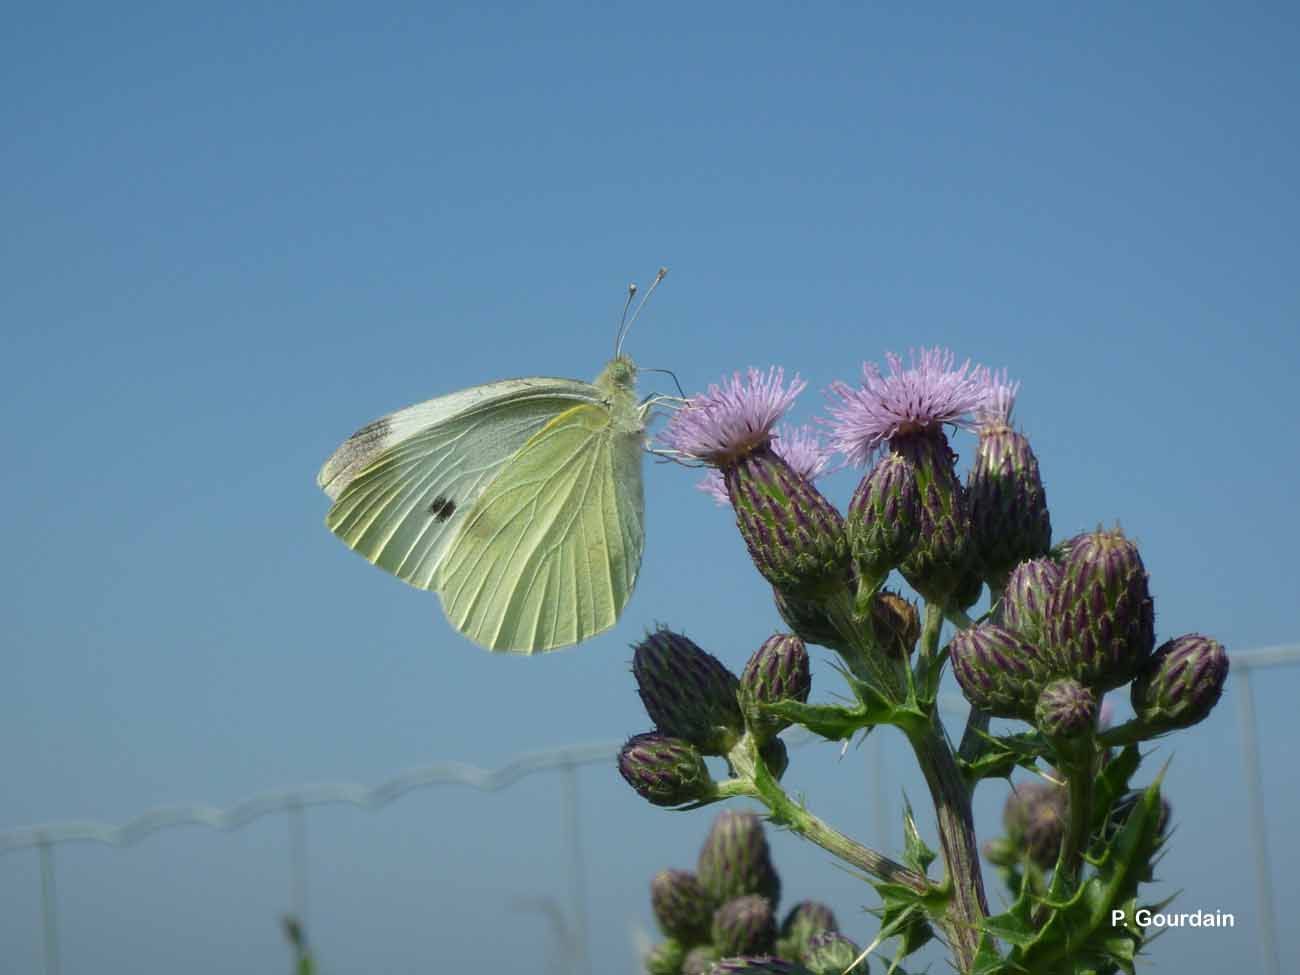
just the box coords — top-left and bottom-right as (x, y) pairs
(710, 959), (811, 975)
(803, 931), (866, 975)
(618, 733), (715, 807)
(632, 628), (744, 755)
(697, 810), (782, 907)
(1002, 779), (1068, 869)
(974, 366), (1020, 431)
(1131, 633), (1229, 732)
(827, 347), (986, 466)
(778, 900), (839, 959)
(682, 946), (721, 975)
(712, 894), (778, 957)
(1035, 677), (1097, 738)
(650, 869), (715, 943)
(701, 424), (830, 505)
(660, 367), (805, 465)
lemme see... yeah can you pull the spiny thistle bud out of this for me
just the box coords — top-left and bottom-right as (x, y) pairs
(778, 901), (839, 959)
(682, 946), (720, 975)
(1002, 557), (1064, 646)
(1105, 790), (1173, 842)
(633, 629), (744, 755)
(895, 430), (978, 608)
(724, 448), (850, 595)
(651, 870), (715, 944)
(967, 370), (1051, 582)
(1035, 677), (1097, 738)
(1003, 779), (1068, 870)
(866, 589), (920, 659)
(773, 586), (847, 651)
(697, 811), (781, 907)
(646, 938), (687, 975)
(711, 959), (812, 975)
(803, 931), (866, 974)
(619, 733), (715, 808)
(1046, 528), (1155, 692)
(740, 634), (812, 737)
(845, 452), (919, 587)
(712, 894), (778, 957)
(949, 623), (1055, 720)
(1131, 633), (1229, 732)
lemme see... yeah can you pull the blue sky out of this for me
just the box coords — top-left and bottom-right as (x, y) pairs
(2, 3), (1298, 972)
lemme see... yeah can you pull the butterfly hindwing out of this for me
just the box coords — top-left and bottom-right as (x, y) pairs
(434, 401), (646, 652)
(320, 380), (602, 590)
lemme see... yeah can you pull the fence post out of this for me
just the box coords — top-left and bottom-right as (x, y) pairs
(560, 761), (591, 975)
(1235, 667), (1280, 975)
(38, 836), (61, 975)
(289, 799), (309, 930)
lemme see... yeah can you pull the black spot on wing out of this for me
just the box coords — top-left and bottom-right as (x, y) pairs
(428, 496), (457, 522)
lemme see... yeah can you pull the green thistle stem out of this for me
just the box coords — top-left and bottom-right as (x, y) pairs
(729, 735), (929, 895)
(1049, 742), (1096, 896)
(904, 600), (989, 973)
(907, 722), (990, 973)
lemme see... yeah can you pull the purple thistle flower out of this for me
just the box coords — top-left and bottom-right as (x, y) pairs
(973, 366), (1020, 430)
(827, 347), (986, 466)
(699, 424), (828, 504)
(660, 367), (806, 465)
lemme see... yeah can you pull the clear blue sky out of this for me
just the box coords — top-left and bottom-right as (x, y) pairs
(3, 3), (1298, 972)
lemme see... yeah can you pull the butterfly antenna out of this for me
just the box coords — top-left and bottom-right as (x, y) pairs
(642, 367), (686, 398)
(614, 282), (638, 358)
(615, 266), (668, 357)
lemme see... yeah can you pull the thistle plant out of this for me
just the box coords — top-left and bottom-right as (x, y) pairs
(641, 810), (860, 975)
(620, 349), (1230, 975)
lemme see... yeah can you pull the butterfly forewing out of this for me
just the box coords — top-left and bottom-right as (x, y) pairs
(434, 402), (646, 652)
(320, 380), (602, 590)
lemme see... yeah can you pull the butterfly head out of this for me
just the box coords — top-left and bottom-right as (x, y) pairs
(597, 354), (638, 395)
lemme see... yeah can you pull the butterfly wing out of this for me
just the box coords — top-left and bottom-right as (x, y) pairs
(434, 401), (647, 652)
(319, 379), (603, 590)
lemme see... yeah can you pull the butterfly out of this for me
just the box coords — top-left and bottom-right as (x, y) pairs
(317, 270), (667, 653)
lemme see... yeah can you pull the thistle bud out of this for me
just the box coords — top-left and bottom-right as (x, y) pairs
(949, 623), (1055, 720)
(773, 586), (847, 651)
(778, 901), (839, 960)
(697, 810), (781, 907)
(710, 960), (811, 975)
(895, 430), (978, 608)
(646, 939), (687, 975)
(741, 634), (812, 738)
(712, 894), (777, 957)
(803, 931), (866, 974)
(760, 738), (790, 780)
(1131, 634), (1229, 731)
(651, 870), (714, 943)
(1003, 779), (1067, 870)
(726, 448), (850, 596)
(845, 452), (919, 587)
(1002, 557), (1063, 645)
(968, 425), (1051, 583)
(1034, 678), (1097, 739)
(682, 946), (720, 975)
(866, 589), (920, 659)
(634, 629), (744, 755)
(1046, 528), (1155, 692)
(619, 733), (715, 808)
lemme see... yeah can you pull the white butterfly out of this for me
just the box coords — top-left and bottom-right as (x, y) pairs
(318, 272), (667, 653)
